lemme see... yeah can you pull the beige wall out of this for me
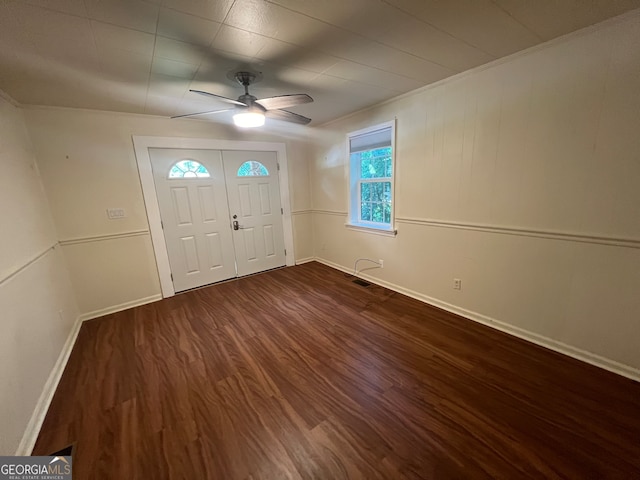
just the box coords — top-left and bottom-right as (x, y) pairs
(24, 108), (313, 316)
(1, 11), (637, 457)
(0, 96), (79, 454)
(309, 15), (640, 374)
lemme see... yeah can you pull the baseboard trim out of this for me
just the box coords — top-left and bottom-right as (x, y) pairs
(15, 314), (83, 455)
(15, 294), (164, 454)
(313, 257), (640, 383)
(295, 257), (315, 265)
(79, 294), (163, 322)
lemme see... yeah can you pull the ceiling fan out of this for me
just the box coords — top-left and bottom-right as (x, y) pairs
(172, 71), (313, 127)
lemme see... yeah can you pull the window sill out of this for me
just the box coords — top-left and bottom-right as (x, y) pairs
(345, 223), (397, 237)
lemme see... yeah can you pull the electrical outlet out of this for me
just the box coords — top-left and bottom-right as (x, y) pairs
(453, 278), (462, 290)
(379, 259), (384, 268)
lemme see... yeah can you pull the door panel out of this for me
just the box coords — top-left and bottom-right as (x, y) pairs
(264, 225), (276, 256)
(238, 184), (252, 217)
(243, 228), (257, 260)
(181, 236), (200, 273)
(197, 186), (218, 222)
(223, 150), (286, 276)
(259, 183), (272, 214)
(205, 233), (223, 268)
(171, 187), (193, 225)
(150, 148), (236, 292)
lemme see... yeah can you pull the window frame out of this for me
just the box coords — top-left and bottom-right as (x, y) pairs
(346, 120), (397, 236)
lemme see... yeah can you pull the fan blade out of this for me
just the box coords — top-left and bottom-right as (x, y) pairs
(265, 109), (312, 125)
(189, 90), (247, 106)
(171, 108), (233, 119)
(256, 94), (313, 110)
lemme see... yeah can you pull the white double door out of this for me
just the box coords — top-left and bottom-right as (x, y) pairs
(150, 148), (286, 292)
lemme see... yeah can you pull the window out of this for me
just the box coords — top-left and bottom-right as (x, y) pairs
(348, 121), (396, 234)
(168, 160), (210, 178)
(237, 160), (269, 177)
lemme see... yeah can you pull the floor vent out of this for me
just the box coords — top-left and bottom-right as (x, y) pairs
(352, 278), (371, 287)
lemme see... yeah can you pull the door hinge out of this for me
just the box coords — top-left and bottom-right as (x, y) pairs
(281, 207), (283, 214)
(284, 249), (287, 256)
(160, 220), (164, 229)
(277, 163), (280, 171)
(170, 273), (173, 281)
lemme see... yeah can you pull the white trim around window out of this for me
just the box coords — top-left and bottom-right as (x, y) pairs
(346, 120), (397, 236)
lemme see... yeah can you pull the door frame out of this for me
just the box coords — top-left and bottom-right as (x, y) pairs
(132, 136), (295, 298)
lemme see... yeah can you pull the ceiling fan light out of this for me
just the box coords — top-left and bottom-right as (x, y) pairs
(233, 111), (265, 128)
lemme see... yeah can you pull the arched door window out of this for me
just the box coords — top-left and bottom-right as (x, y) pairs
(237, 160), (269, 177)
(168, 160), (210, 178)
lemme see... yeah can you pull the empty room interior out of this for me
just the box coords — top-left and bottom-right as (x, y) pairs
(2, 0), (640, 478)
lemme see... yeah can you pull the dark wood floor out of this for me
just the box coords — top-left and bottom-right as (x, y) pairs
(34, 262), (640, 479)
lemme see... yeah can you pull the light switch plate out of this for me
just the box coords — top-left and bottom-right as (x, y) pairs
(107, 208), (126, 219)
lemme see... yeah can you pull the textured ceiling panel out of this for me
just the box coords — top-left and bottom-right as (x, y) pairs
(0, 0), (638, 126)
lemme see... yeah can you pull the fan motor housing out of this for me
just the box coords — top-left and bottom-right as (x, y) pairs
(237, 93), (264, 111)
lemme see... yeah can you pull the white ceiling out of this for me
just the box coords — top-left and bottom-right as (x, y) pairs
(1, 0), (639, 126)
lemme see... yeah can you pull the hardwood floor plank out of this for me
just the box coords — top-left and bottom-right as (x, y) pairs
(33, 262), (640, 478)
